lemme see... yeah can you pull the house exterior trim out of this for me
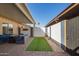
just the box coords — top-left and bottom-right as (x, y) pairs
(15, 3), (36, 24)
(64, 20), (67, 50)
(45, 3), (79, 27)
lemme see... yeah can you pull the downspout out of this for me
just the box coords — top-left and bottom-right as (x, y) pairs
(50, 26), (51, 39)
(45, 27), (47, 37)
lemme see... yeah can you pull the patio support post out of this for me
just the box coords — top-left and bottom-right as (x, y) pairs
(33, 24), (35, 37)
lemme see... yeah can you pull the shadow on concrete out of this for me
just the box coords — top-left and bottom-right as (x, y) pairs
(66, 46), (79, 56)
(46, 35), (79, 56)
(61, 44), (79, 56)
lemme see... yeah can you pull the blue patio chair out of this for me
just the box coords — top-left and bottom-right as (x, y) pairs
(0, 35), (10, 44)
(16, 36), (24, 44)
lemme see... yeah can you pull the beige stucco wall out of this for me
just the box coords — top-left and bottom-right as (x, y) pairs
(0, 16), (23, 35)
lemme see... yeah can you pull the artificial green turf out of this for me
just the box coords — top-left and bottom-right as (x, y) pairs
(26, 37), (52, 51)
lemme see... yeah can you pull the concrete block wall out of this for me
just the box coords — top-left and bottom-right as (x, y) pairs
(66, 16), (79, 50)
(33, 26), (45, 37)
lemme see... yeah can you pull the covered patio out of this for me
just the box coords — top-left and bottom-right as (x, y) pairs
(0, 37), (69, 56)
(0, 3), (35, 44)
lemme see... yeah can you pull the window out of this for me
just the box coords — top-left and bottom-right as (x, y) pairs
(2, 23), (13, 35)
(8, 24), (13, 35)
(2, 23), (8, 35)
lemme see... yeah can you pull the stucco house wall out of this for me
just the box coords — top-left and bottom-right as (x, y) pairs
(0, 16), (32, 37)
(0, 16), (23, 35)
(47, 22), (62, 44)
(46, 16), (79, 52)
(51, 22), (62, 44)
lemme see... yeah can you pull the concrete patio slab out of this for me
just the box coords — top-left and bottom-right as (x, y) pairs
(0, 37), (69, 56)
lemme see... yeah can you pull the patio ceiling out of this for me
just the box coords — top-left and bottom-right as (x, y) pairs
(0, 3), (35, 25)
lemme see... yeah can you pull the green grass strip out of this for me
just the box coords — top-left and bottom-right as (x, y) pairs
(26, 37), (52, 51)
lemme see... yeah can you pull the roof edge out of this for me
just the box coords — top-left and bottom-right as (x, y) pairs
(15, 3), (36, 24)
(45, 3), (78, 27)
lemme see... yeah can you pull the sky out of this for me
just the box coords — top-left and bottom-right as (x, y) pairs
(26, 3), (71, 26)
